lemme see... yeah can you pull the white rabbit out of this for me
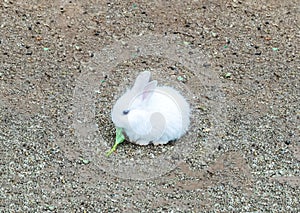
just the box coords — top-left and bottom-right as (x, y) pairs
(111, 71), (190, 145)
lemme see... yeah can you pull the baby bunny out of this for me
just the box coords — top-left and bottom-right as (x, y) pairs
(111, 71), (190, 145)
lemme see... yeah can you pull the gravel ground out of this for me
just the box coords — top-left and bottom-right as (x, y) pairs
(1, 0), (299, 212)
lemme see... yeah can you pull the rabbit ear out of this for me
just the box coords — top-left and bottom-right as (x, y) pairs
(132, 71), (151, 92)
(141, 80), (157, 101)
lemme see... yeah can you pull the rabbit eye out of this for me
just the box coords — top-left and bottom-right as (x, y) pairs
(123, 110), (130, 115)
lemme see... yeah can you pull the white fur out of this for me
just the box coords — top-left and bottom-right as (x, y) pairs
(111, 71), (190, 145)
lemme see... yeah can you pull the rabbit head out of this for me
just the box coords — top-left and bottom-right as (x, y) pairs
(111, 71), (156, 129)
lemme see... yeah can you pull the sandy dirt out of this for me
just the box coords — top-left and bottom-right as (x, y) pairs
(0, 0), (299, 212)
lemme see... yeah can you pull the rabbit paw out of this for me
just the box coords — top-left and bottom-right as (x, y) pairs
(152, 140), (169, 146)
(135, 140), (151, 146)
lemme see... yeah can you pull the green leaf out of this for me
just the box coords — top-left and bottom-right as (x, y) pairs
(106, 127), (125, 157)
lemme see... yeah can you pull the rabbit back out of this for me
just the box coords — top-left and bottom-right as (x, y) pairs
(126, 86), (190, 145)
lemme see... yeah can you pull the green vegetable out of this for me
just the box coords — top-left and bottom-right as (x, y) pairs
(106, 127), (125, 157)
